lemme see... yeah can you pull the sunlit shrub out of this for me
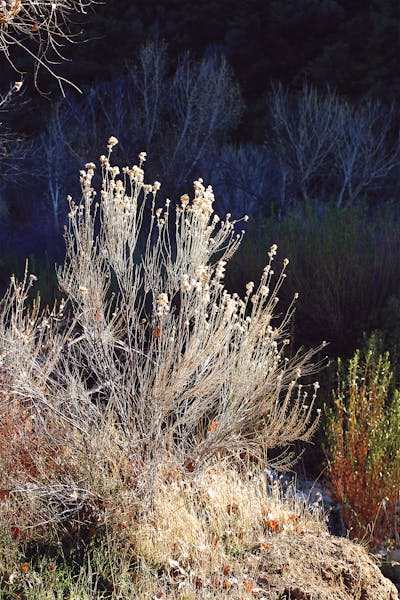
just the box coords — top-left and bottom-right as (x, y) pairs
(325, 333), (400, 549)
(0, 140), (322, 534)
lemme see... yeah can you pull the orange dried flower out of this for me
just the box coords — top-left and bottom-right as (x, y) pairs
(264, 518), (280, 532)
(209, 421), (218, 432)
(262, 542), (270, 550)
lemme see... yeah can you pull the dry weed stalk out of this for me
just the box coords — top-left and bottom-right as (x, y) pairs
(0, 139), (323, 528)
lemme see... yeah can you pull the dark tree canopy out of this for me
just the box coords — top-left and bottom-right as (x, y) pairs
(0, 0), (399, 139)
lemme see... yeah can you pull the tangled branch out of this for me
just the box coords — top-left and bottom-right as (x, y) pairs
(0, 0), (94, 94)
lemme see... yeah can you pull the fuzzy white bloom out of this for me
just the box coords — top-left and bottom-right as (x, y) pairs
(156, 293), (170, 316)
(107, 136), (118, 148)
(246, 281), (254, 295)
(138, 151), (147, 162)
(224, 297), (237, 319)
(193, 183), (214, 218)
(131, 165), (144, 183)
(195, 265), (209, 283)
(269, 244), (278, 258)
(215, 260), (226, 280)
(153, 181), (161, 191)
(193, 179), (205, 193)
(181, 274), (191, 292)
(180, 193), (189, 207)
(109, 166), (120, 178)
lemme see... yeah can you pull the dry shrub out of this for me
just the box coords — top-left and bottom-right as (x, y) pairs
(0, 139), (322, 540)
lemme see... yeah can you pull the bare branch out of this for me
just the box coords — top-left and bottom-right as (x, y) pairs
(0, 0), (95, 94)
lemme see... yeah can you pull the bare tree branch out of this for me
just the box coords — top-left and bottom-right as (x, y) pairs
(0, 0), (95, 94)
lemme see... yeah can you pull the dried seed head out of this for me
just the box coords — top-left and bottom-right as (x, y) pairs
(246, 281), (254, 295)
(156, 293), (170, 316)
(107, 136), (118, 148)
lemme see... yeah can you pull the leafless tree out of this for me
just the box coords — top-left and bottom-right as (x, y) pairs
(206, 144), (280, 218)
(334, 99), (400, 207)
(0, 83), (18, 165)
(38, 41), (243, 205)
(267, 83), (340, 202)
(266, 84), (400, 207)
(36, 101), (72, 227)
(0, 81), (33, 186)
(162, 51), (243, 189)
(126, 40), (168, 152)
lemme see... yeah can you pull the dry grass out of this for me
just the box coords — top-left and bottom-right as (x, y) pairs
(126, 465), (328, 597)
(0, 465), (397, 598)
(0, 463), (329, 598)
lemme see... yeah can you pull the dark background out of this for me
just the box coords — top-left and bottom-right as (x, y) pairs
(1, 0), (400, 363)
(2, 1), (400, 135)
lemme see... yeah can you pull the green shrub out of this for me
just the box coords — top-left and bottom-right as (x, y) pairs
(325, 333), (400, 549)
(229, 200), (400, 357)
